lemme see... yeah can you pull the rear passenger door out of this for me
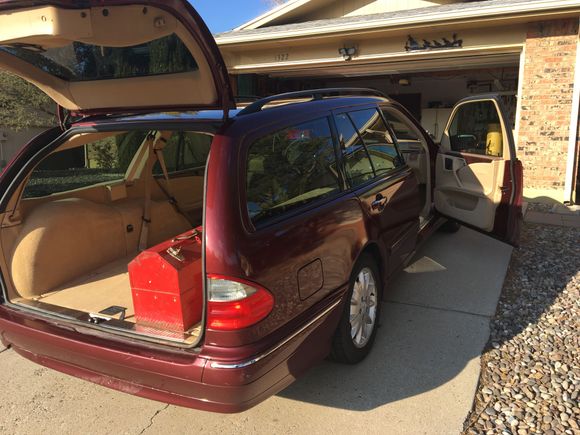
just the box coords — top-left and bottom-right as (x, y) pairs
(333, 107), (422, 275)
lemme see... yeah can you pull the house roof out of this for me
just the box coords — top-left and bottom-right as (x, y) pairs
(234, 0), (317, 31)
(216, 0), (580, 44)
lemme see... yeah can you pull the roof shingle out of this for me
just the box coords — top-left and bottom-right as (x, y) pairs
(215, 0), (559, 39)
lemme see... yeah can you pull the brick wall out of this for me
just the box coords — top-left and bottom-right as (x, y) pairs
(518, 19), (579, 191)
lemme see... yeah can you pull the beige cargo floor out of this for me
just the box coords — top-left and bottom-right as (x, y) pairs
(18, 254), (203, 343)
(33, 255), (137, 322)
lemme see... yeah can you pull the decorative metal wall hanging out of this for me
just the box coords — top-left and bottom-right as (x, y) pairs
(405, 33), (463, 52)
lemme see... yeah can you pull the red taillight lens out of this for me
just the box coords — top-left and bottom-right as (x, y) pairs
(206, 274), (274, 331)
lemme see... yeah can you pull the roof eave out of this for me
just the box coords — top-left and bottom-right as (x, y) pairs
(217, 0), (580, 45)
(234, 0), (315, 31)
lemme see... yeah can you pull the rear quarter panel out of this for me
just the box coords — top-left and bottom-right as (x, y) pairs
(203, 107), (373, 349)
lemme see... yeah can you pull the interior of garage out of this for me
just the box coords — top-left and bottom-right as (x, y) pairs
(235, 66), (519, 143)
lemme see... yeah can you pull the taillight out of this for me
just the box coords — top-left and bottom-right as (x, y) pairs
(206, 274), (274, 330)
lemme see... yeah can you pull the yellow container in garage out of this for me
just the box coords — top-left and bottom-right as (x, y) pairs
(486, 124), (503, 157)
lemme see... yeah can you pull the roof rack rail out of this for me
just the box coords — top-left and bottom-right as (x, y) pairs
(237, 88), (387, 116)
(234, 95), (262, 103)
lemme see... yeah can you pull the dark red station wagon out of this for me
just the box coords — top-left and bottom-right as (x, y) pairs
(0, 0), (522, 413)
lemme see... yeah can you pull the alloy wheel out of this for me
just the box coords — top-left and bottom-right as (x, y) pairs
(349, 267), (378, 348)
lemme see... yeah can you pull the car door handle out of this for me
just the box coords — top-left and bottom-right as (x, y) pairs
(371, 194), (387, 210)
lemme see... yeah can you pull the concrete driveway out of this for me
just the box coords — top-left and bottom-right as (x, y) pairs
(0, 227), (512, 435)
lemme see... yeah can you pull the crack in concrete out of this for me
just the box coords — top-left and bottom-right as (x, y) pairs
(0, 347), (9, 355)
(138, 404), (169, 435)
(385, 299), (491, 319)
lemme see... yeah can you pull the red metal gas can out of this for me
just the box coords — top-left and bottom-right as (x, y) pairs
(128, 227), (203, 332)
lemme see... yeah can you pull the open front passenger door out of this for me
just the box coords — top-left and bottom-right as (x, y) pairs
(434, 95), (523, 245)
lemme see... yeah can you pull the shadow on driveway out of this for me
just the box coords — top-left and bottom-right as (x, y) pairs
(278, 227), (510, 413)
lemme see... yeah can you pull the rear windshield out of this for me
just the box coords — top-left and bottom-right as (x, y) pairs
(0, 34), (198, 82)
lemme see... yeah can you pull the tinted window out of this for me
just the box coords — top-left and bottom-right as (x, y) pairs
(349, 109), (403, 175)
(246, 118), (340, 224)
(0, 34), (198, 82)
(448, 101), (503, 157)
(23, 132), (148, 198)
(335, 113), (374, 187)
(381, 108), (427, 155)
(153, 132), (211, 175)
(381, 109), (424, 144)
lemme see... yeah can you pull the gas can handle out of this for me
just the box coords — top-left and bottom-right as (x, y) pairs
(172, 228), (200, 243)
(166, 246), (185, 262)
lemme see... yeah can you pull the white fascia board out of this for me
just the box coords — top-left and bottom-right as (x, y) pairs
(234, 0), (314, 31)
(218, 0), (580, 45)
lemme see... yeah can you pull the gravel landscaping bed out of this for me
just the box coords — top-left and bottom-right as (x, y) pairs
(464, 222), (579, 435)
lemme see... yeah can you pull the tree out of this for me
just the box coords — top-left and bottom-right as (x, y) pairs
(0, 71), (56, 130)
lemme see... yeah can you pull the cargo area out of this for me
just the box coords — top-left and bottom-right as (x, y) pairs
(0, 129), (213, 345)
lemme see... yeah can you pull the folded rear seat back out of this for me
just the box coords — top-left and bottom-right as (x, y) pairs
(10, 198), (127, 298)
(9, 197), (192, 299)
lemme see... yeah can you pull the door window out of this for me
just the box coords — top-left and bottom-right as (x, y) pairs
(448, 101), (504, 157)
(381, 109), (426, 151)
(348, 109), (403, 175)
(246, 117), (340, 225)
(334, 113), (375, 187)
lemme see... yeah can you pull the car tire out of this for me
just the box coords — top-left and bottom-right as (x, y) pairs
(330, 254), (381, 364)
(438, 219), (461, 233)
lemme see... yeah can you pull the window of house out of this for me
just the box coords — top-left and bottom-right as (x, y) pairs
(348, 108), (403, 175)
(448, 101), (504, 157)
(153, 132), (211, 175)
(22, 131), (148, 199)
(246, 117), (340, 225)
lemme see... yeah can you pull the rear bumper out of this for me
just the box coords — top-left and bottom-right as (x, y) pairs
(0, 297), (342, 413)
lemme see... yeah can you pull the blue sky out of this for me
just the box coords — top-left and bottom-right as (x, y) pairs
(190, 1), (275, 33)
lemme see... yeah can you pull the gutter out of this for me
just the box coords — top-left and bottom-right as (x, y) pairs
(216, 0), (580, 45)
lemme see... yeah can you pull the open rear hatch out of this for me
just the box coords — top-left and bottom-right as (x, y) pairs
(0, 1), (234, 346)
(0, 0), (235, 116)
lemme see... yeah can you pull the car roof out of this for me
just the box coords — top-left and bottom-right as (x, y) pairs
(77, 94), (389, 126)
